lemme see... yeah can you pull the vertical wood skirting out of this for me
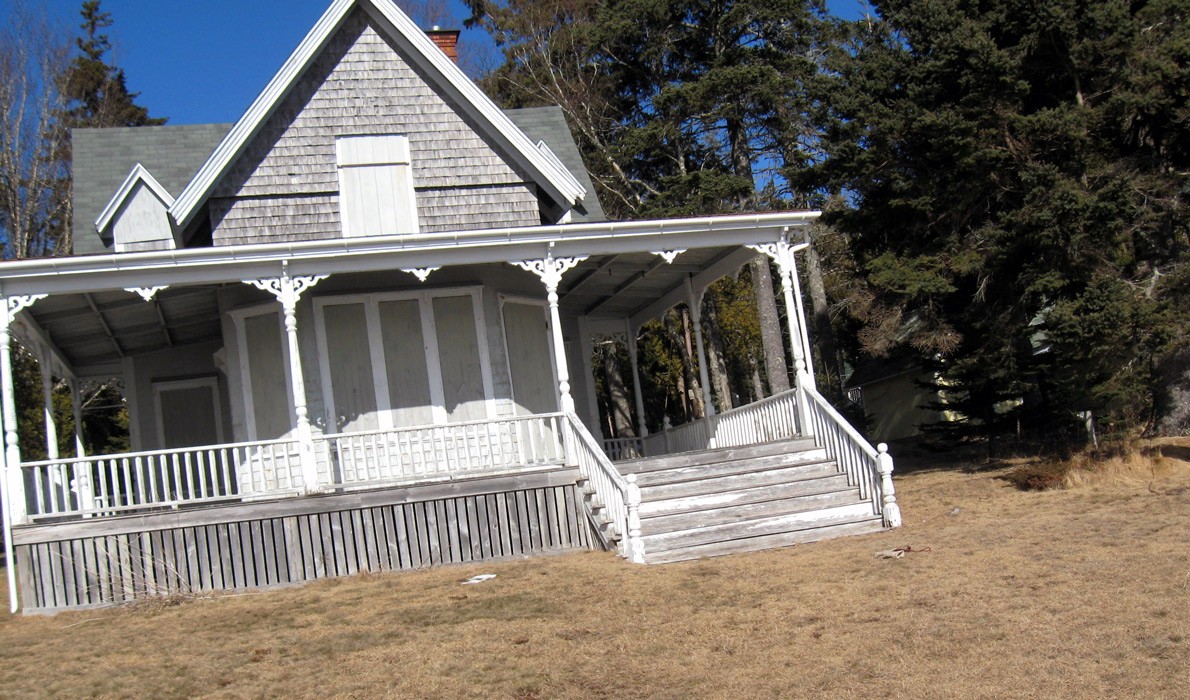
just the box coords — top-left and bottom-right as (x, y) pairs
(14, 473), (591, 613)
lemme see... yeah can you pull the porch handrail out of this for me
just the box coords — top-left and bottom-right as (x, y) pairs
(649, 387), (803, 456)
(317, 413), (566, 487)
(20, 437), (304, 519)
(563, 413), (643, 562)
(798, 375), (901, 527)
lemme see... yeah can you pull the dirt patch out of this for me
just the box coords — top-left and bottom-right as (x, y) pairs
(0, 447), (1186, 699)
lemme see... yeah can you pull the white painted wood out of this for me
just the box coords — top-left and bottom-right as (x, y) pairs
(1, 212), (821, 299)
(323, 303), (380, 433)
(230, 304), (295, 442)
(377, 300), (434, 426)
(314, 287), (494, 434)
(337, 135), (420, 238)
(499, 299), (557, 416)
(685, 276), (715, 418)
(95, 164), (175, 245)
(152, 377), (224, 448)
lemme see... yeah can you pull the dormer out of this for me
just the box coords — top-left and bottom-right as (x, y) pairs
(94, 164), (179, 253)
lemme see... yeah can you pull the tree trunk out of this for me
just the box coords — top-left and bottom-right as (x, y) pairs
(805, 234), (841, 391)
(601, 341), (634, 438)
(679, 305), (706, 419)
(751, 256), (790, 394)
(701, 293), (734, 412)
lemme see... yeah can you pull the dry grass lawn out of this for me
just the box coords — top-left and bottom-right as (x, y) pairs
(0, 441), (1186, 699)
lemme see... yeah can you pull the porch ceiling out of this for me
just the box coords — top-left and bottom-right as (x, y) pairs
(25, 286), (223, 371)
(559, 247), (744, 320)
(2, 212), (818, 373)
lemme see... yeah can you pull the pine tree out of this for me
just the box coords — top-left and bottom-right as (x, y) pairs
(811, 0), (1189, 440)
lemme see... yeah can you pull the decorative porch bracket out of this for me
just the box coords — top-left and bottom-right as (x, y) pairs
(124, 286), (168, 302)
(515, 254), (587, 413)
(244, 267), (327, 493)
(1, 293), (45, 612)
(400, 267), (439, 282)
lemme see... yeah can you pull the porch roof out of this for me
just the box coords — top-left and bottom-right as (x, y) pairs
(0, 211), (818, 376)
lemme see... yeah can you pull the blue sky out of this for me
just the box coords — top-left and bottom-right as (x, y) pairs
(18, 0), (872, 125)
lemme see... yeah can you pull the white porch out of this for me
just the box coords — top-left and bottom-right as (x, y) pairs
(0, 212), (901, 612)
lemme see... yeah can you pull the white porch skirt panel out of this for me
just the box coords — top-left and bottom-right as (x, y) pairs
(13, 468), (591, 613)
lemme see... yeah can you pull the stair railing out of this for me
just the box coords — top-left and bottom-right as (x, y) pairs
(798, 373), (902, 528)
(562, 413), (644, 562)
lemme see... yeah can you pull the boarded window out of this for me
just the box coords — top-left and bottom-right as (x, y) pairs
(336, 134), (418, 237)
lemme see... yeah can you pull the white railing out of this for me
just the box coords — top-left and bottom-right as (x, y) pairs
(645, 388), (803, 457)
(20, 438), (304, 519)
(799, 376), (901, 527)
(602, 437), (644, 461)
(318, 413), (566, 487)
(564, 413), (642, 561)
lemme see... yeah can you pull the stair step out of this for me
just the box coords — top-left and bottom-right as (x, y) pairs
(639, 462), (840, 502)
(639, 472), (852, 517)
(643, 516), (885, 564)
(640, 502), (877, 553)
(619, 437), (818, 473)
(641, 488), (863, 534)
(632, 449), (829, 487)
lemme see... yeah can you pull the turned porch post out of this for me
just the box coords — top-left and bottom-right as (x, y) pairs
(749, 236), (813, 434)
(516, 254), (587, 414)
(1, 294), (44, 612)
(38, 348), (58, 463)
(245, 265), (326, 493)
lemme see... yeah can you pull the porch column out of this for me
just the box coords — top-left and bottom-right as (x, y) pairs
(39, 348), (58, 463)
(68, 378), (85, 458)
(625, 319), (648, 437)
(67, 377), (94, 516)
(516, 254), (587, 414)
(245, 266), (326, 494)
(1, 294), (45, 613)
(685, 276), (715, 417)
(750, 234), (813, 389)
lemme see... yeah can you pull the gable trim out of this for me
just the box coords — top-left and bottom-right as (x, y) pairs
(94, 163), (176, 235)
(167, 0), (586, 233)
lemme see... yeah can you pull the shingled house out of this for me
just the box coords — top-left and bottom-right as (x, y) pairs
(0, 0), (899, 613)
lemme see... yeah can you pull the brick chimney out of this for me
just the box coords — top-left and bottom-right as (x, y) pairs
(426, 26), (460, 64)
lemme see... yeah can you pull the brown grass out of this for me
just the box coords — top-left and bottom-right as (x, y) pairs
(1, 440), (1186, 699)
(1004, 439), (1185, 491)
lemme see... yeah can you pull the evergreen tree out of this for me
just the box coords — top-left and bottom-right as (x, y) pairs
(810, 0), (1189, 440)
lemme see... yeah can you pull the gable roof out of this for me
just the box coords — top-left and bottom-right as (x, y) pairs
(93, 163), (176, 235)
(71, 124), (233, 255)
(168, 0), (587, 233)
(506, 107), (605, 224)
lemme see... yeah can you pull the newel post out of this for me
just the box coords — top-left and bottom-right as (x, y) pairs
(625, 473), (645, 563)
(515, 253), (587, 414)
(245, 265), (327, 494)
(877, 443), (902, 528)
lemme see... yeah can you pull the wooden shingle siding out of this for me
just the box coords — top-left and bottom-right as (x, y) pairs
(417, 184), (540, 233)
(14, 469), (591, 612)
(211, 195), (342, 244)
(210, 8), (540, 246)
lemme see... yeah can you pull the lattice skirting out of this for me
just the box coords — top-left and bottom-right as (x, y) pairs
(13, 468), (591, 613)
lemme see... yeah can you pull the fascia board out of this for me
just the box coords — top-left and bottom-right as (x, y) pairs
(0, 211), (820, 297)
(94, 163), (175, 234)
(167, 0), (356, 231)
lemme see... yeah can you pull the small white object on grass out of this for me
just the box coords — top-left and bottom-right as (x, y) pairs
(461, 573), (497, 585)
(875, 549), (905, 559)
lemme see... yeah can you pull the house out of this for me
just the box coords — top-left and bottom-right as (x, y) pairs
(0, 0), (900, 614)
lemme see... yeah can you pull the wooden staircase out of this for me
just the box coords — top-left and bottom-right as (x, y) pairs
(613, 437), (884, 564)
